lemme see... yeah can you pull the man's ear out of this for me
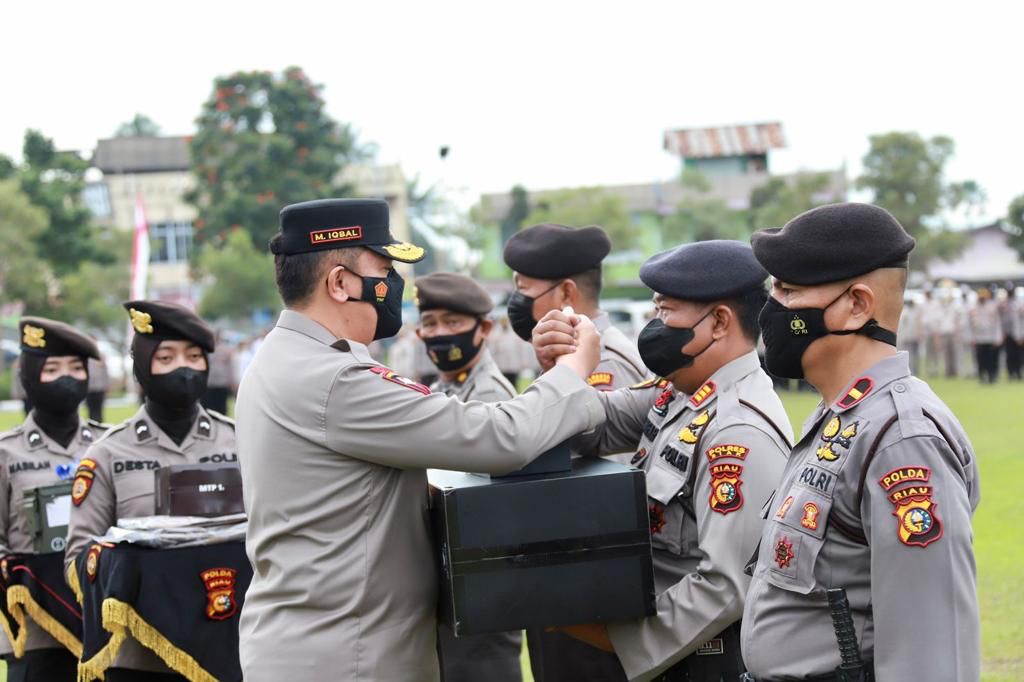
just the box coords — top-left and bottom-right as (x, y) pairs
(561, 279), (579, 308)
(477, 318), (494, 343)
(846, 283), (876, 328)
(710, 304), (733, 339)
(326, 265), (353, 305)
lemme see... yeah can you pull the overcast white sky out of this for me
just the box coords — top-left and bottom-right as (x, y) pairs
(3, 0), (1021, 222)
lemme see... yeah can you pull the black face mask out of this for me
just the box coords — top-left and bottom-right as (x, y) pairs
(758, 290), (898, 380)
(348, 267), (405, 341)
(507, 282), (562, 342)
(146, 367), (209, 410)
(423, 321), (483, 372)
(31, 375), (89, 416)
(637, 311), (715, 379)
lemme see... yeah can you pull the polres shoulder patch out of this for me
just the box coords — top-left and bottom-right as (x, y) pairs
(369, 366), (431, 395)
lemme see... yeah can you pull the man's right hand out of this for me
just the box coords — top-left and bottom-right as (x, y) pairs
(532, 309), (579, 372)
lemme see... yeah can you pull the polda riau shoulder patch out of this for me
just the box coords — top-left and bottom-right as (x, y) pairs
(368, 366), (431, 395)
(708, 462), (744, 515)
(880, 466), (942, 547)
(201, 568), (238, 620)
(72, 458), (98, 507)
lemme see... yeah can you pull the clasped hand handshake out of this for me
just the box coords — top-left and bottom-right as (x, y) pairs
(530, 307), (601, 379)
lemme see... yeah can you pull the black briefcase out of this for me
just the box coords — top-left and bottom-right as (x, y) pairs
(428, 457), (655, 636)
(154, 464), (244, 517)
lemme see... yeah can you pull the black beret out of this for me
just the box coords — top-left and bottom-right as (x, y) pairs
(270, 198), (426, 263)
(123, 300), (216, 353)
(639, 240), (767, 302)
(503, 224), (611, 279)
(414, 273), (493, 316)
(751, 203), (915, 285)
(19, 317), (100, 359)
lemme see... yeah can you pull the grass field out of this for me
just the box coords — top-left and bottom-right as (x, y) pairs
(0, 376), (1020, 680)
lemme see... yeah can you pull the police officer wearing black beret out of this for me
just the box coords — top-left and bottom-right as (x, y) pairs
(741, 203), (980, 680)
(504, 223), (646, 392)
(534, 240), (793, 681)
(0, 318), (107, 681)
(66, 301), (237, 681)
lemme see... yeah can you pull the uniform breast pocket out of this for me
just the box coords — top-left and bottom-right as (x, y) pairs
(115, 472), (157, 519)
(645, 456), (692, 556)
(759, 486), (833, 595)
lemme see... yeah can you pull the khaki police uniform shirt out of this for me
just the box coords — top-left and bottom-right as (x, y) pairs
(741, 352), (980, 680)
(589, 313), (648, 392)
(64, 405), (237, 672)
(430, 349), (516, 403)
(0, 414), (106, 655)
(574, 351), (792, 681)
(235, 310), (605, 682)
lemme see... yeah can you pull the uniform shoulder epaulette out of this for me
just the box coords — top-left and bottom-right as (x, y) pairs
(0, 424), (24, 441)
(86, 419), (112, 430)
(205, 410), (236, 427)
(92, 421), (129, 444)
(630, 377), (668, 390)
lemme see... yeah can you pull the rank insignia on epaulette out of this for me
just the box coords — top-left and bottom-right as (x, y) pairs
(27, 431), (42, 447)
(135, 421), (151, 442)
(708, 463), (744, 515)
(85, 545), (102, 583)
(129, 308), (154, 334)
(198, 417), (212, 437)
(816, 416), (859, 462)
(22, 324), (46, 349)
(201, 568), (238, 620)
(586, 372), (613, 388)
(678, 410), (711, 444)
(836, 377), (874, 410)
(369, 366), (431, 395)
(81, 427), (93, 443)
(689, 380), (716, 408)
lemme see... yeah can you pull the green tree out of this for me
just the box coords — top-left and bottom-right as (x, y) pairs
(0, 179), (53, 312)
(663, 169), (747, 244)
(116, 114), (162, 137)
(499, 185), (530, 245)
(17, 130), (103, 275)
(197, 229), (280, 320)
(52, 228), (132, 338)
(1007, 194), (1024, 261)
(856, 132), (977, 264)
(749, 172), (838, 230)
(186, 66), (369, 249)
(522, 187), (639, 250)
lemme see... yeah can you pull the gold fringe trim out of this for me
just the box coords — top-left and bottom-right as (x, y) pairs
(0, 599), (17, 654)
(6, 584), (83, 658)
(78, 598), (216, 682)
(67, 561), (84, 605)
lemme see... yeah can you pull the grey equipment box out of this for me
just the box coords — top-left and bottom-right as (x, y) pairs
(22, 482), (73, 554)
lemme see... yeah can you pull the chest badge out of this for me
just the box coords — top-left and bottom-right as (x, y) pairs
(800, 502), (820, 530)
(816, 416), (858, 462)
(678, 410), (711, 444)
(652, 388), (675, 417)
(775, 495), (795, 519)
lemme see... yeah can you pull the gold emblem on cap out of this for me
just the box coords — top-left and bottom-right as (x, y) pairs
(22, 324), (46, 349)
(382, 242), (425, 261)
(129, 309), (154, 334)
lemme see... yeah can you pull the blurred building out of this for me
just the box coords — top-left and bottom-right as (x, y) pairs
(85, 135), (413, 304)
(927, 222), (1024, 286)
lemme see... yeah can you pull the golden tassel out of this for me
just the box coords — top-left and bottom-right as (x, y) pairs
(6, 584), (84, 658)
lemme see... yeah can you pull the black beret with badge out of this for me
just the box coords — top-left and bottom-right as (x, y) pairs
(639, 240), (767, 301)
(415, 272), (493, 316)
(503, 223), (611, 279)
(19, 317), (100, 359)
(123, 300), (216, 353)
(270, 198), (426, 263)
(750, 202), (916, 285)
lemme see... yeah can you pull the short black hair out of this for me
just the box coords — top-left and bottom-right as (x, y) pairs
(569, 267), (602, 302)
(727, 286), (767, 342)
(272, 235), (360, 307)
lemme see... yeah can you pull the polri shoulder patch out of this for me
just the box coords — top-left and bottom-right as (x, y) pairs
(369, 366), (431, 395)
(836, 376), (874, 410)
(689, 380), (716, 408)
(72, 458), (99, 507)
